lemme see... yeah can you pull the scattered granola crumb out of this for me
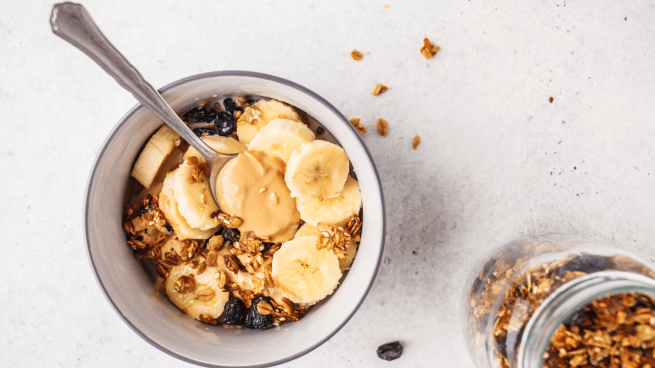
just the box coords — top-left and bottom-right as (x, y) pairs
(350, 50), (363, 61)
(377, 118), (388, 136)
(349, 118), (367, 134)
(549, 97), (554, 103)
(383, 4), (390, 8)
(413, 135), (421, 149)
(420, 37), (440, 60)
(371, 84), (390, 96)
(363, 51), (369, 55)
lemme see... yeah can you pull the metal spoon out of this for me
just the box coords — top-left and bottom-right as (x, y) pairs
(50, 2), (234, 206)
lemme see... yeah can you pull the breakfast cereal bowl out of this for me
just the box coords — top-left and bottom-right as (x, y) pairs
(84, 71), (385, 367)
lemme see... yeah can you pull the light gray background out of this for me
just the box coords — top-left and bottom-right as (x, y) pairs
(2, 0), (655, 367)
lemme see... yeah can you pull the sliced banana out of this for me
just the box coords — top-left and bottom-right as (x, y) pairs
(296, 176), (362, 228)
(165, 261), (230, 320)
(285, 140), (350, 201)
(272, 236), (341, 305)
(173, 160), (220, 231)
(182, 135), (246, 163)
(131, 125), (180, 189)
(159, 172), (216, 240)
(236, 99), (301, 144)
(247, 119), (315, 163)
(294, 223), (357, 271)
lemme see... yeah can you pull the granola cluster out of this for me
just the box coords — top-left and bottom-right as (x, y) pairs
(544, 293), (655, 368)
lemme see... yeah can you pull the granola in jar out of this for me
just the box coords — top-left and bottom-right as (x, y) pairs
(463, 233), (655, 368)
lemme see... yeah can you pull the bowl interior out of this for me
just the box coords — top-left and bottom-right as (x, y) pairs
(85, 72), (385, 367)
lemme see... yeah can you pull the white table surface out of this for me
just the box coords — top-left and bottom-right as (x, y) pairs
(2, 0), (655, 366)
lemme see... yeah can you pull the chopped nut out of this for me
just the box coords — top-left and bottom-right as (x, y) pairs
(257, 301), (274, 315)
(376, 118), (388, 136)
(413, 135), (421, 150)
(207, 234), (224, 252)
(549, 97), (554, 103)
(187, 156), (199, 166)
(420, 37), (440, 60)
(350, 50), (363, 61)
(371, 83), (389, 96)
(349, 118), (367, 134)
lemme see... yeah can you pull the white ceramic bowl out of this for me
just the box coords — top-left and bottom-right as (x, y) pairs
(85, 71), (386, 367)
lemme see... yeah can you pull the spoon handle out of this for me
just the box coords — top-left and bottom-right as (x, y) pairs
(50, 2), (216, 162)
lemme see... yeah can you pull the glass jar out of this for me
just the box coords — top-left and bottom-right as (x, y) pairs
(462, 233), (655, 368)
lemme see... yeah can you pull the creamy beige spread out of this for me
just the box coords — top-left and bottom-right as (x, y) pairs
(216, 151), (299, 242)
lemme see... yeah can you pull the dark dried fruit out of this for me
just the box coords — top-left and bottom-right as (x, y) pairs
(557, 254), (608, 277)
(562, 308), (584, 326)
(138, 204), (154, 216)
(214, 111), (236, 136)
(261, 242), (275, 253)
(163, 222), (173, 232)
(377, 341), (403, 361)
(245, 296), (273, 329)
(222, 98), (241, 115)
(223, 298), (247, 326)
(316, 127), (325, 136)
(182, 106), (217, 124)
(221, 227), (241, 242)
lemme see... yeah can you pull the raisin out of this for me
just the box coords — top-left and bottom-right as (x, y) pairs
(138, 205), (152, 215)
(214, 111), (236, 136)
(557, 254), (608, 277)
(377, 341), (403, 361)
(244, 296), (273, 329)
(163, 222), (173, 232)
(562, 308), (584, 326)
(262, 242), (275, 253)
(223, 298), (247, 326)
(182, 106), (217, 124)
(221, 227), (241, 242)
(222, 98), (241, 115)
(316, 127), (324, 136)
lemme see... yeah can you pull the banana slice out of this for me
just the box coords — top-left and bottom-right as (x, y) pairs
(165, 261), (230, 320)
(285, 140), (350, 200)
(131, 125), (180, 189)
(173, 160), (220, 230)
(159, 172), (216, 240)
(247, 119), (315, 163)
(272, 236), (341, 305)
(182, 135), (246, 163)
(296, 176), (362, 228)
(236, 99), (301, 144)
(294, 223), (358, 271)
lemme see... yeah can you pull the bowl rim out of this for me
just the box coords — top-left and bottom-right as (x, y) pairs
(84, 70), (386, 367)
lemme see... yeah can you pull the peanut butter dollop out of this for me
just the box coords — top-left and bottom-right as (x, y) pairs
(216, 151), (299, 242)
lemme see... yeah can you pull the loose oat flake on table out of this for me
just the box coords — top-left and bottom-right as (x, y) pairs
(420, 37), (440, 60)
(123, 96), (364, 330)
(371, 83), (390, 96)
